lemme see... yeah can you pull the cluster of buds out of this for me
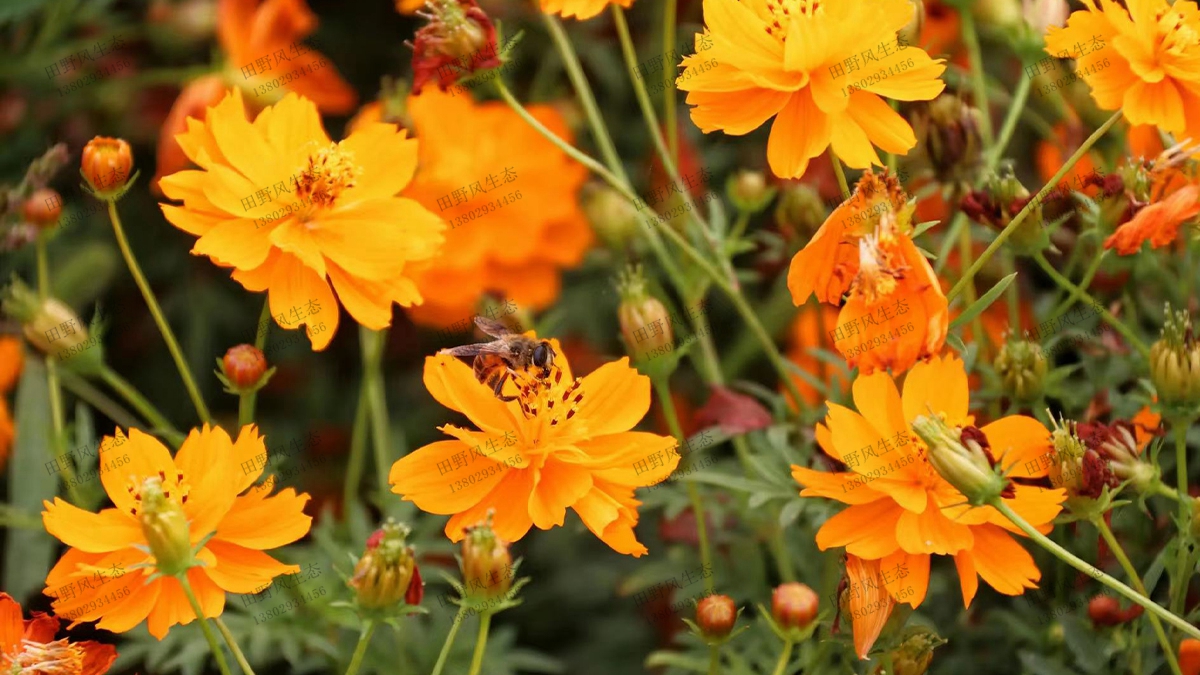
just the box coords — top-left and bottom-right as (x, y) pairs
(994, 338), (1048, 403)
(217, 344), (275, 395)
(912, 414), (1009, 506)
(1150, 304), (1200, 413)
(961, 170), (1047, 256)
(410, 0), (501, 94)
(913, 95), (983, 187)
(2, 279), (103, 374)
(348, 520), (424, 610)
(616, 265), (674, 362)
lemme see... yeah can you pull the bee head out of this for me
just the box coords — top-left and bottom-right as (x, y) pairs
(532, 341), (554, 369)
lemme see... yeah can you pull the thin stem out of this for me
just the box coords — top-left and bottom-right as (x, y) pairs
(708, 645), (720, 675)
(992, 500), (1200, 640)
(663, 0), (679, 163)
(949, 111), (1122, 302)
(540, 13), (628, 182)
(361, 327), (394, 497)
(214, 617), (256, 675)
(989, 74), (1032, 166)
(1092, 517), (1183, 675)
(431, 606), (467, 675)
(467, 611), (492, 675)
(957, 215), (988, 357)
(828, 150), (850, 199)
(655, 379), (715, 595)
(58, 370), (141, 430)
(961, 9), (994, 147)
(1032, 252), (1150, 359)
(1172, 421), (1193, 619)
(1050, 248), (1108, 320)
(239, 299), (271, 428)
(1003, 251), (1020, 330)
(343, 376), (371, 515)
(35, 236), (83, 504)
(106, 201), (211, 424)
(344, 620), (376, 675)
(99, 365), (185, 446)
(178, 575), (234, 675)
(770, 640), (794, 675)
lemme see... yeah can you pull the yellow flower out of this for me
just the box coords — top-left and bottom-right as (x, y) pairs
(677, 0), (946, 179)
(158, 89), (445, 350)
(539, 0), (633, 21)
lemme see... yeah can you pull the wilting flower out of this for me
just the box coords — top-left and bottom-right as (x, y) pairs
(0, 336), (23, 472)
(411, 0), (501, 94)
(153, 0), (357, 188)
(389, 339), (678, 556)
(787, 170), (948, 375)
(792, 355), (1065, 657)
(1045, 0), (1200, 140)
(0, 593), (116, 675)
(677, 0), (946, 179)
(539, 0), (632, 21)
(158, 89), (445, 350)
(1104, 143), (1200, 255)
(396, 89), (591, 327)
(41, 426), (312, 638)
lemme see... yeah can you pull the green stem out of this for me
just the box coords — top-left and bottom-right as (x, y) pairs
(770, 640), (794, 675)
(989, 73), (1031, 166)
(106, 201), (211, 424)
(1003, 251), (1020, 331)
(1172, 421), (1193, 619)
(58, 370), (141, 430)
(708, 645), (720, 675)
(214, 617), (256, 675)
(343, 376), (371, 515)
(178, 575), (234, 675)
(957, 215), (988, 357)
(961, 9), (994, 147)
(360, 327), (395, 497)
(828, 150), (850, 198)
(35, 236), (83, 504)
(98, 365), (185, 446)
(654, 379), (715, 595)
(992, 501), (1200, 640)
(1092, 517), (1183, 675)
(540, 13), (628, 182)
(239, 299), (271, 428)
(663, 0), (678, 163)
(949, 111), (1122, 302)
(344, 620), (376, 675)
(431, 606), (467, 675)
(1050, 248), (1107, 320)
(1032, 252), (1150, 359)
(466, 611), (492, 675)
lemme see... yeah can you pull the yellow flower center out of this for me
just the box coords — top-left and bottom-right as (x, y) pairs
(292, 142), (362, 220)
(513, 367), (585, 429)
(759, 0), (823, 38)
(1157, 7), (1200, 58)
(854, 222), (906, 304)
(126, 470), (189, 516)
(5, 639), (85, 675)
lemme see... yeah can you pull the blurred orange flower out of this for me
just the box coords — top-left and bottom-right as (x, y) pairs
(788, 170), (947, 375)
(154, 0), (357, 189)
(0, 336), (22, 473)
(677, 0), (945, 179)
(159, 89), (445, 350)
(390, 342), (677, 556)
(793, 355), (1065, 658)
(1105, 145), (1200, 255)
(784, 303), (850, 410)
(0, 592), (116, 675)
(540, 0), (632, 20)
(41, 426), (311, 639)
(397, 89), (592, 327)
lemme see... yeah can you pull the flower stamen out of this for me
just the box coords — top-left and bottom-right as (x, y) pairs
(5, 638), (86, 675)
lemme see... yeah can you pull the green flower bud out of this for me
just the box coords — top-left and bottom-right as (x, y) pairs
(774, 183), (827, 241)
(583, 184), (642, 250)
(994, 339), (1048, 402)
(911, 415), (1008, 506)
(349, 519), (421, 609)
(136, 476), (194, 577)
(726, 169), (775, 214)
(1150, 305), (1200, 411)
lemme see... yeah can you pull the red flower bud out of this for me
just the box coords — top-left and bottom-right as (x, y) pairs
(1087, 595), (1123, 626)
(405, 562), (424, 606)
(23, 188), (62, 229)
(771, 582), (819, 631)
(222, 344), (268, 390)
(696, 594), (737, 638)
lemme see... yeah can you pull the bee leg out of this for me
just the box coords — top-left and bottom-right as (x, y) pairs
(491, 370), (518, 402)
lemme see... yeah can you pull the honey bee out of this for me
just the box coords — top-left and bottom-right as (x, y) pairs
(440, 316), (557, 403)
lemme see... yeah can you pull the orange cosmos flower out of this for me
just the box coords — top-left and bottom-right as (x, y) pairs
(0, 593), (116, 675)
(41, 426), (312, 639)
(1045, 0), (1200, 140)
(159, 89), (445, 350)
(154, 0), (357, 189)
(389, 341), (678, 556)
(787, 170), (947, 375)
(539, 0), (632, 21)
(0, 336), (21, 472)
(793, 355), (1065, 658)
(396, 89), (591, 328)
(677, 0), (946, 179)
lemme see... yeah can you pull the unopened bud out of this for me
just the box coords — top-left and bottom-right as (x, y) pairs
(771, 582), (818, 631)
(915, 95), (983, 186)
(962, 171), (1047, 256)
(2, 280), (100, 372)
(696, 594), (737, 638)
(349, 519), (421, 609)
(1150, 305), (1200, 410)
(81, 136), (133, 198)
(912, 415), (1008, 506)
(1087, 593), (1142, 626)
(583, 185), (641, 250)
(137, 476), (194, 576)
(774, 183), (827, 241)
(23, 189), (62, 229)
(461, 514), (512, 600)
(221, 344), (269, 392)
(1179, 638), (1200, 675)
(1022, 0), (1068, 34)
(726, 170), (775, 214)
(617, 265), (674, 359)
(875, 626), (943, 675)
(994, 339), (1047, 402)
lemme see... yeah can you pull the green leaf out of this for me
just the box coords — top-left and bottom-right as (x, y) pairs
(949, 272), (1018, 331)
(911, 219), (940, 238)
(677, 470), (793, 498)
(645, 651), (710, 672)
(4, 356), (57, 604)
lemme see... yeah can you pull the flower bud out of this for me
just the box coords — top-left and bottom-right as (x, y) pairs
(961, 171), (1047, 256)
(974, 0), (1021, 28)
(617, 266), (674, 360)
(915, 95), (983, 186)
(1047, 415), (1087, 494)
(696, 594), (737, 638)
(411, 0), (501, 94)
(912, 415), (1008, 506)
(1077, 420), (1158, 493)
(348, 520), (420, 609)
(221, 344), (269, 391)
(1087, 594), (1142, 626)
(774, 183), (827, 241)
(2, 280), (101, 373)
(583, 185), (641, 250)
(136, 476), (194, 576)
(726, 169), (775, 214)
(23, 189), (62, 229)
(875, 626), (943, 675)
(771, 582), (818, 631)
(1150, 305), (1200, 410)
(1022, 0), (1068, 34)
(994, 339), (1047, 402)
(462, 514), (513, 600)
(81, 137), (133, 197)
(1179, 638), (1200, 675)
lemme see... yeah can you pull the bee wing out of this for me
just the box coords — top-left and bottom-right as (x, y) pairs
(474, 316), (516, 338)
(440, 342), (513, 358)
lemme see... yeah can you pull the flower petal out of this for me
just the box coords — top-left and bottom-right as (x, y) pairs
(980, 415), (1053, 478)
(968, 523), (1040, 595)
(578, 432), (680, 486)
(423, 353), (521, 434)
(573, 358), (652, 438)
(767, 89), (832, 179)
(901, 354), (969, 425)
(42, 500), (142, 554)
(895, 492), (974, 555)
(529, 458), (594, 529)
(815, 499), (902, 559)
(389, 440), (511, 514)
(215, 486), (311, 550)
(100, 428), (176, 518)
(203, 540), (300, 594)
